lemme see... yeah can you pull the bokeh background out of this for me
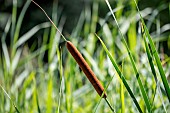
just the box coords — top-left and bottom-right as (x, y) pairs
(0, 0), (170, 112)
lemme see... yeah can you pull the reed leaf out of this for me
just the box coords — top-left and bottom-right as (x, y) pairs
(133, 0), (170, 102)
(95, 33), (143, 113)
(105, 0), (152, 112)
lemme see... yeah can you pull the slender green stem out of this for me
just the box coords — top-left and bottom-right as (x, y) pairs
(93, 72), (115, 113)
(104, 0), (151, 112)
(57, 50), (63, 113)
(133, 0), (170, 102)
(31, 0), (67, 42)
(105, 98), (115, 113)
(95, 34), (143, 113)
(11, 0), (17, 40)
(0, 85), (20, 113)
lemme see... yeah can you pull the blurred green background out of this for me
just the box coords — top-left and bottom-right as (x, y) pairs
(0, 0), (170, 112)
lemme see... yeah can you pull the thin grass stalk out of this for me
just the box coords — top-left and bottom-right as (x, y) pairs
(91, 1), (98, 33)
(156, 82), (168, 113)
(0, 85), (20, 113)
(46, 76), (53, 113)
(33, 77), (41, 113)
(38, 29), (49, 69)
(10, 0), (17, 40)
(120, 60), (125, 113)
(36, 90), (41, 113)
(1, 17), (11, 89)
(84, 3), (91, 37)
(48, 0), (58, 62)
(2, 17), (11, 70)
(141, 23), (167, 112)
(65, 59), (72, 113)
(142, 28), (157, 108)
(31, 0), (67, 42)
(57, 49), (63, 113)
(71, 10), (85, 38)
(105, 0), (151, 112)
(141, 24), (157, 83)
(133, 0), (170, 102)
(128, 0), (137, 51)
(12, 0), (31, 57)
(105, 98), (115, 112)
(93, 74), (115, 113)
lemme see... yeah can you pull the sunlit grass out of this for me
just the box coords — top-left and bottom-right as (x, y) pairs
(0, 0), (170, 112)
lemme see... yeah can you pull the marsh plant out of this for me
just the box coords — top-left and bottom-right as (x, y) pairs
(0, 0), (170, 112)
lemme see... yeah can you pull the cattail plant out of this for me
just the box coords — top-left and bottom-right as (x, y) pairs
(31, 0), (114, 112)
(66, 41), (107, 98)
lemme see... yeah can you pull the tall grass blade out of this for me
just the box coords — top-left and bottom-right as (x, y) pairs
(46, 76), (53, 113)
(2, 17), (11, 41)
(38, 29), (49, 68)
(2, 43), (10, 70)
(11, 49), (22, 75)
(133, 0), (170, 102)
(102, 6), (124, 27)
(49, 16), (66, 62)
(13, 0), (31, 45)
(12, 0), (31, 58)
(128, 1), (137, 51)
(0, 85), (20, 113)
(15, 22), (50, 48)
(1, 17), (11, 71)
(141, 24), (157, 83)
(84, 3), (91, 37)
(128, 21), (136, 51)
(71, 10), (85, 38)
(23, 72), (35, 94)
(95, 34), (143, 113)
(120, 60), (125, 113)
(142, 34), (167, 111)
(36, 91), (41, 113)
(57, 49), (63, 113)
(33, 78), (41, 113)
(105, 0), (152, 112)
(10, 0), (17, 39)
(91, 1), (98, 33)
(48, 0), (59, 62)
(141, 14), (168, 113)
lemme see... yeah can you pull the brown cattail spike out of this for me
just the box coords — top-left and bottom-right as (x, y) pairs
(66, 41), (107, 98)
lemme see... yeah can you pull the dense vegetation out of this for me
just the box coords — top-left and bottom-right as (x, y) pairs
(0, 0), (170, 112)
